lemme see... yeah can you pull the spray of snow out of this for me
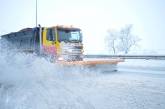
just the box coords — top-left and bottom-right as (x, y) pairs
(0, 42), (98, 109)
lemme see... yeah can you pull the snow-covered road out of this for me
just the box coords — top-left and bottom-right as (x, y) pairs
(0, 52), (165, 109)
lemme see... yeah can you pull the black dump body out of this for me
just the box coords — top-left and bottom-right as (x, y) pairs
(1, 27), (40, 53)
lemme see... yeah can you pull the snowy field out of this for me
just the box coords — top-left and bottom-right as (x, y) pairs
(0, 51), (165, 109)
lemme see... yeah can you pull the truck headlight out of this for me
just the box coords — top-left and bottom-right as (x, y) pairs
(58, 57), (64, 61)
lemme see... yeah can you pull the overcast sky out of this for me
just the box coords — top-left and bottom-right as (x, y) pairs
(1, 0), (165, 54)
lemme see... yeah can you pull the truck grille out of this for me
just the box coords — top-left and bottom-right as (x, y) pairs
(60, 42), (83, 61)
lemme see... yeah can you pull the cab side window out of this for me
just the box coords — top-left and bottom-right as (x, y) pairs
(47, 28), (55, 41)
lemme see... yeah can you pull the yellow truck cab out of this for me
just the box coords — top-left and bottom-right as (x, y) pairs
(42, 25), (83, 61)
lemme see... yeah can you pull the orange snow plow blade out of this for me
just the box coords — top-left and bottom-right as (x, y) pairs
(57, 58), (124, 66)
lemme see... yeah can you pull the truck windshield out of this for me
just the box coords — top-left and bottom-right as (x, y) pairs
(58, 30), (82, 42)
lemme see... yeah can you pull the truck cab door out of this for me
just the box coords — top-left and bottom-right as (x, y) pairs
(42, 28), (56, 56)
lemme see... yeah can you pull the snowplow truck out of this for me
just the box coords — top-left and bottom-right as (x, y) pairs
(1, 25), (123, 70)
(1, 25), (83, 61)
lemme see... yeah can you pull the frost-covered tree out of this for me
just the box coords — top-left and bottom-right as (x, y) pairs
(105, 29), (119, 54)
(105, 24), (140, 54)
(118, 25), (140, 54)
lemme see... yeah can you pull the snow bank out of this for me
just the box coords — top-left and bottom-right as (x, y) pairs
(118, 59), (165, 75)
